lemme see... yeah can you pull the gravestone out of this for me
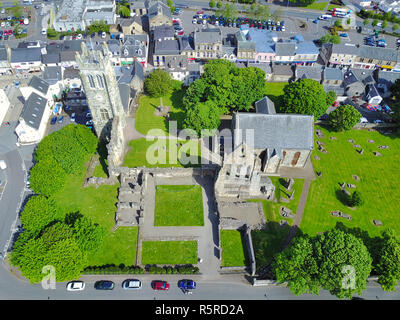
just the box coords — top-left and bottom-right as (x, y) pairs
(347, 183), (356, 189)
(353, 144), (361, 148)
(339, 182), (346, 189)
(368, 140), (375, 143)
(373, 220), (383, 226)
(352, 175), (360, 181)
(342, 189), (351, 197)
(286, 178), (294, 191)
(316, 130), (325, 138)
(316, 171), (322, 177)
(348, 139), (355, 143)
(358, 149), (364, 155)
(289, 190), (295, 201)
(316, 141), (325, 146)
(314, 155), (321, 160)
(373, 152), (382, 157)
(378, 145), (389, 149)
(280, 206), (294, 218)
(330, 136), (337, 140)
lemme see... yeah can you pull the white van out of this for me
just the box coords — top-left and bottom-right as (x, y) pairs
(360, 117), (369, 123)
(319, 14), (332, 20)
(24, 18), (29, 25)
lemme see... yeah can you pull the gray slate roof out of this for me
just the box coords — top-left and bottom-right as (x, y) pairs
(153, 24), (175, 40)
(42, 66), (62, 85)
(324, 67), (343, 81)
(255, 96), (276, 115)
(41, 53), (61, 64)
(272, 64), (294, 76)
(154, 39), (180, 55)
(148, 1), (171, 20)
(275, 42), (296, 56)
(234, 113), (314, 150)
(11, 48), (42, 63)
(360, 45), (399, 62)
(296, 65), (323, 81)
(20, 92), (48, 130)
(330, 43), (360, 55)
(248, 62), (272, 76)
(0, 45), (7, 61)
(29, 76), (49, 95)
(194, 28), (222, 44)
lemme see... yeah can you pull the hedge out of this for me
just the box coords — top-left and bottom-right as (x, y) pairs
(82, 264), (200, 275)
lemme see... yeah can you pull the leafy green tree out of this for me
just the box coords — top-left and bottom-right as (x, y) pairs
(288, 0), (316, 5)
(231, 66), (266, 111)
(183, 100), (221, 136)
(393, 23), (399, 31)
(326, 91), (337, 106)
(314, 229), (372, 299)
(29, 157), (66, 196)
(334, 20), (342, 27)
(20, 196), (64, 233)
(273, 235), (320, 296)
(282, 79), (329, 119)
(209, 0), (215, 8)
(182, 78), (207, 108)
(118, 5), (131, 17)
(376, 230), (400, 291)
(144, 69), (174, 98)
(72, 217), (106, 253)
(349, 191), (364, 207)
(217, 0), (222, 9)
(328, 104), (362, 131)
(320, 34), (341, 44)
(382, 20), (388, 29)
(364, 19), (370, 25)
(167, 0), (175, 13)
(372, 19), (378, 27)
(73, 124), (98, 155)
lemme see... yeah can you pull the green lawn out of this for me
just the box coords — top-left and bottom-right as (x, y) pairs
(304, 2), (329, 10)
(301, 126), (400, 238)
(220, 230), (249, 267)
(122, 138), (201, 168)
(52, 162), (138, 267)
(154, 185), (204, 226)
(141, 241), (198, 265)
(92, 141), (109, 178)
(135, 81), (186, 136)
(248, 178), (304, 269)
(265, 82), (287, 113)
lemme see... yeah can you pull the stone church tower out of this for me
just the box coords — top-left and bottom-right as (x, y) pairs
(76, 42), (126, 140)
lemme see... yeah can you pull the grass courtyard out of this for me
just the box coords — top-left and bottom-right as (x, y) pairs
(248, 178), (304, 268)
(123, 138), (201, 168)
(154, 185), (204, 226)
(141, 241), (198, 265)
(220, 230), (249, 267)
(303, 2), (329, 10)
(301, 126), (400, 238)
(265, 82), (287, 113)
(52, 162), (138, 267)
(135, 81), (186, 136)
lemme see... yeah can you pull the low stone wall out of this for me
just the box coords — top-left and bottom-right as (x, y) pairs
(354, 123), (398, 129)
(219, 266), (247, 274)
(244, 225), (256, 277)
(252, 279), (285, 287)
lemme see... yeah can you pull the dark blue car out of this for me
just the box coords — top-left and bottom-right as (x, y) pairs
(94, 280), (114, 290)
(50, 116), (57, 125)
(178, 279), (196, 290)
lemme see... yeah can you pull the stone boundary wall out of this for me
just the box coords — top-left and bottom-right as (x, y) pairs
(110, 166), (218, 178)
(315, 120), (398, 130)
(244, 225), (256, 277)
(219, 266), (247, 274)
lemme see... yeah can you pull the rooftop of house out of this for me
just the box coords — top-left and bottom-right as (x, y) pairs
(295, 40), (319, 55)
(153, 24), (175, 40)
(247, 29), (277, 53)
(324, 67), (343, 81)
(42, 66), (62, 85)
(28, 76), (50, 95)
(378, 70), (400, 84)
(343, 69), (361, 86)
(148, 0), (172, 20)
(330, 43), (360, 56)
(63, 67), (81, 80)
(272, 64), (294, 76)
(296, 65), (323, 80)
(41, 53), (61, 65)
(10, 47), (42, 63)
(194, 28), (222, 44)
(248, 62), (272, 75)
(349, 68), (376, 85)
(275, 42), (296, 56)
(20, 92), (48, 130)
(154, 39), (180, 55)
(0, 45), (7, 61)
(359, 45), (399, 62)
(233, 112), (314, 151)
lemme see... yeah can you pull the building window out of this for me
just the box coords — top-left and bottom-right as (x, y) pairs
(100, 108), (110, 121)
(291, 152), (301, 166)
(88, 74), (95, 88)
(97, 75), (104, 88)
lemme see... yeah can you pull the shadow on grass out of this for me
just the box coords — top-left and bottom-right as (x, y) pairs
(335, 188), (350, 206)
(165, 87), (186, 133)
(97, 140), (109, 177)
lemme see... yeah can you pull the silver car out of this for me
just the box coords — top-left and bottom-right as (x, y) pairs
(122, 279), (142, 290)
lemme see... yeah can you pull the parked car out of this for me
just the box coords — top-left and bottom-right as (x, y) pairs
(86, 120), (93, 126)
(122, 279), (142, 290)
(178, 279), (196, 290)
(374, 119), (384, 123)
(41, 28), (47, 35)
(70, 113), (76, 122)
(152, 280), (169, 291)
(340, 33), (348, 37)
(77, 33), (82, 40)
(67, 281), (85, 291)
(58, 116), (64, 124)
(94, 280), (114, 290)
(359, 117), (369, 123)
(101, 31), (106, 38)
(91, 32), (95, 38)
(50, 116), (57, 125)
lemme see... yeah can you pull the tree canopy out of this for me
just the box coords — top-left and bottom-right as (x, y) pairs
(282, 79), (329, 119)
(273, 228), (372, 299)
(183, 100), (221, 136)
(376, 230), (400, 291)
(144, 69), (174, 98)
(328, 104), (362, 131)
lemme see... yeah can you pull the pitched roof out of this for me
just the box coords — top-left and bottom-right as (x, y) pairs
(343, 69), (360, 86)
(324, 67), (343, 81)
(0, 45), (7, 61)
(42, 66), (62, 85)
(360, 45), (399, 62)
(20, 92), (48, 130)
(275, 42), (296, 56)
(248, 62), (272, 75)
(154, 39), (180, 55)
(28, 76), (49, 95)
(153, 24), (175, 40)
(41, 53), (61, 64)
(255, 96), (276, 115)
(331, 44), (360, 56)
(194, 28), (222, 44)
(296, 65), (323, 81)
(234, 113), (314, 150)
(272, 64), (294, 76)
(148, 1), (171, 20)
(11, 47), (42, 63)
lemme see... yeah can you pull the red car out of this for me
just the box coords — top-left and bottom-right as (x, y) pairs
(7, 29), (12, 35)
(152, 281), (170, 291)
(197, 10), (204, 14)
